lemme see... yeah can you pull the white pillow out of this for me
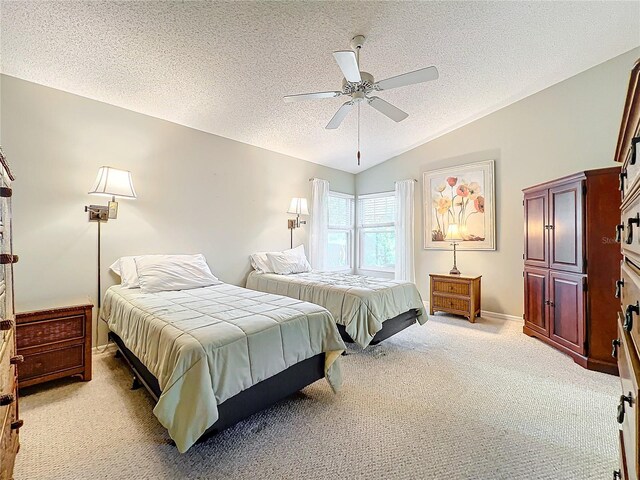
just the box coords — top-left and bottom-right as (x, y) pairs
(109, 256), (142, 289)
(266, 250), (312, 275)
(250, 245), (310, 273)
(250, 253), (274, 273)
(287, 245), (311, 266)
(135, 254), (221, 293)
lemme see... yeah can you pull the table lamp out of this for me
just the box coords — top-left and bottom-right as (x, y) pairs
(447, 223), (462, 275)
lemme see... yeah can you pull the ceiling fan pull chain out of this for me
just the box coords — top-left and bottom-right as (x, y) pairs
(357, 102), (361, 166)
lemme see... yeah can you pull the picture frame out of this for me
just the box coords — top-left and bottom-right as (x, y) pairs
(423, 159), (496, 250)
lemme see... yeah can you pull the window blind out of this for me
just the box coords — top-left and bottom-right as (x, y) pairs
(358, 194), (396, 227)
(328, 194), (353, 228)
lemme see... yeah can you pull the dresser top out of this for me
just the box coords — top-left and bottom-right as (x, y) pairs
(430, 273), (481, 281)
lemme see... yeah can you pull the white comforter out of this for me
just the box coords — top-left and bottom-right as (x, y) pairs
(101, 284), (345, 453)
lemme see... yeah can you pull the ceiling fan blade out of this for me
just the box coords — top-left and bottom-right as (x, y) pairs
(375, 66), (439, 91)
(283, 91), (342, 103)
(368, 96), (409, 122)
(333, 51), (362, 83)
(326, 101), (354, 129)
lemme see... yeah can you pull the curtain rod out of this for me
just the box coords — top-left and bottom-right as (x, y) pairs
(309, 177), (417, 182)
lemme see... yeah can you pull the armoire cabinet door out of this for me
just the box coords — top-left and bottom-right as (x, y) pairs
(549, 180), (584, 273)
(524, 267), (549, 336)
(524, 190), (548, 267)
(549, 271), (586, 355)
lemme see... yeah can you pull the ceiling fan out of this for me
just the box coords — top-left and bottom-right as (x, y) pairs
(283, 35), (438, 165)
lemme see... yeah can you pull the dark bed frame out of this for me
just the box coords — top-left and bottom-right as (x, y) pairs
(337, 309), (421, 346)
(109, 331), (326, 444)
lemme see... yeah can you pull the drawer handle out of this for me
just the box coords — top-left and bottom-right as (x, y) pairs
(10, 420), (23, 430)
(616, 279), (625, 299)
(9, 355), (23, 365)
(612, 339), (621, 359)
(0, 319), (14, 331)
(618, 393), (633, 424)
(631, 136), (640, 166)
(620, 170), (628, 192)
(624, 302), (639, 332)
(0, 394), (14, 406)
(627, 214), (640, 245)
(616, 224), (625, 243)
(0, 254), (18, 265)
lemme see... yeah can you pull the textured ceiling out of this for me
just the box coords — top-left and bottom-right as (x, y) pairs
(1, 1), (639, 173)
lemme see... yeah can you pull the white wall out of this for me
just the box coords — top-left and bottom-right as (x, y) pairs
(0, 75), (354, 344)
(356, 48), (640, 317)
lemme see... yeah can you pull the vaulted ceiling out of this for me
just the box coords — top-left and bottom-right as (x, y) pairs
(1, 1), (638, 173)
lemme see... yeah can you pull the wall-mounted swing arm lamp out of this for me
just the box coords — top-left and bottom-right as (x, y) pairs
(86, 166), (137, 221)
(287, 197), (309, 249)
(84, 167), (137, 312)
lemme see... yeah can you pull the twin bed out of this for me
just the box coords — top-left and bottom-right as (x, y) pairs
(246, 270), (426, 348)
(101, 253), (426, 453)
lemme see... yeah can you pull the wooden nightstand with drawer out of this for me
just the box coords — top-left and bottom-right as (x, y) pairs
(16, 305), (93, 388)
(429, 273), (481, 322)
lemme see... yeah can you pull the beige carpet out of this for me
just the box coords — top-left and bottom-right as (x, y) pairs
(15, 315), (618, 480)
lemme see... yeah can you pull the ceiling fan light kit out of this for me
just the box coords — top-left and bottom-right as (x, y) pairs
(284, 35), (439, 165)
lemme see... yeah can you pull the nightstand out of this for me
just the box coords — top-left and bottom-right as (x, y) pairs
(429, 274), (481, 322)
(16, 305), (93, 388)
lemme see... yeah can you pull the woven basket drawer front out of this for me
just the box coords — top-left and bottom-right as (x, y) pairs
(0, 394), (18, 479)
(432, 295), (470, 312)
(0, 331), (15, 437)
(20, 345), (83, 381)
(432, 280), (470, 297)
(17, 315), (84, 349)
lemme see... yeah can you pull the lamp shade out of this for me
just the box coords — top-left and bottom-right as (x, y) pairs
(288, 197), (309, 215)
(89, 166), (137, 199)
(447, 223), (463, 241)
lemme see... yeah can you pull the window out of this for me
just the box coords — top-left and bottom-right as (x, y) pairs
(358, 192), (396, 272)
(327, 191), (355, 271)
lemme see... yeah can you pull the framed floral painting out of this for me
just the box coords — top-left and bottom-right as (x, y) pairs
(423, 160), (496, 250)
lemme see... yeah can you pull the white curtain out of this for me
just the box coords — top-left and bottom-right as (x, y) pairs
(395, 179), (415, 282)
(309, 178), (329, 270)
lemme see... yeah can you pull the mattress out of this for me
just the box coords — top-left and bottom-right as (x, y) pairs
(246, 271), (427, 348)
(101, 284), (345, 453)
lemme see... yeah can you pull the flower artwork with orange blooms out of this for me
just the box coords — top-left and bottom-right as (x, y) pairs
(423, 160), (495, 250)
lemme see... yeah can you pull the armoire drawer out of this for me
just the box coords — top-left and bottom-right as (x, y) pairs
(620, 260), (640, 360)
(622, 144), (640, 203)
(616, 313), (640, 480)
(621, 189), (640, 263)
(619, 428), (630, 480)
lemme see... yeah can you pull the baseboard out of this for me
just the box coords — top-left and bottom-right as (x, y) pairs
(423, 301), (522, 323)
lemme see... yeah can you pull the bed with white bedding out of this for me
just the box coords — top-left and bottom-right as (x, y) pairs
(101, 282), (345, 453)
(246, 270), (427, 348)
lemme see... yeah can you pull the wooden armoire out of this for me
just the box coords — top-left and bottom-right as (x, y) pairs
(522, 167), (620, 375)
(0, 150), (20, 479)
(613, 57), (640, 480)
